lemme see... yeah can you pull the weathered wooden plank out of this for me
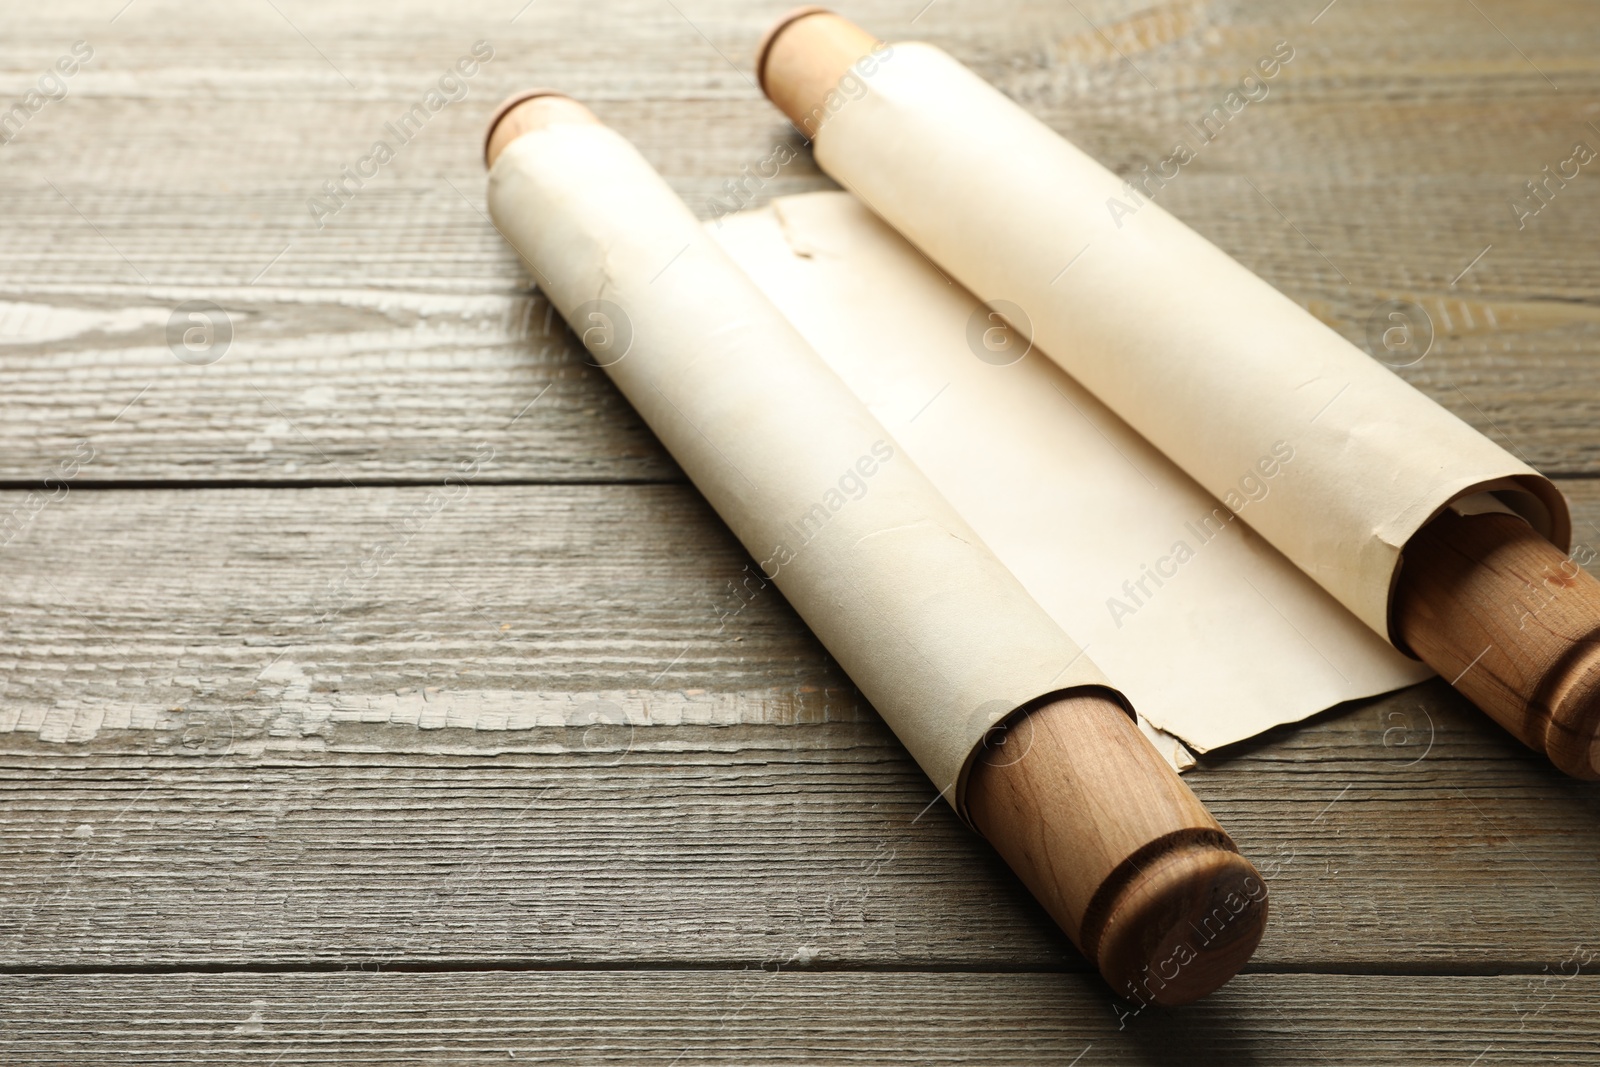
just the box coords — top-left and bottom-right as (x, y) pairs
(1, 2), (1596, 481)
(1, 479), (1594, 747)
(2, 244), (1597, 483)
(4, 692), (1600, 972)
(4, 261), (1596, 482)
(0, 483), (860, 722)
(2, 481), (1597, 969)
(0, 285), (682, 483)
(0, 972), (1595, 1065)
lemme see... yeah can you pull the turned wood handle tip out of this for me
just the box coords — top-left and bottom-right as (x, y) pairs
(483, 90), (599, 169)
(755, 6), (836, 96)
(1094, 838), (1267, 1007)
(757, 8), (878, 134)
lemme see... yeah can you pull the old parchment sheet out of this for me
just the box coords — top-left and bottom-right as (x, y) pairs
(712, 191), (1433, 755)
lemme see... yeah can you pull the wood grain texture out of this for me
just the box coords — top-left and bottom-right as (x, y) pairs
(0, 479), (1591, 742)
(4, 0), (1600, 1059)
(5, 689), (1600, 972)
(0, 484), (859, 728)
(1, 483), (1597, 971)
(0, 1), (1596, 481)
(1, 972), (1597, 1065)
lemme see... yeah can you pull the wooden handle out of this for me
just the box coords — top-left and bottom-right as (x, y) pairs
(484, 91), (600, 167)
(757, 7), (879, 135)
(968, 695), (1267, 1005)
(1396, 509), (1600, 779)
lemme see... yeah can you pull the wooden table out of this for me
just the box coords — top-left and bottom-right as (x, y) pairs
(3, 1), (1598, 1061)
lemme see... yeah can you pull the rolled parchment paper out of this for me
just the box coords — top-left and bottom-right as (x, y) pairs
(758, 10), (1600, 778)
(767, 27), (1570, 646)
(483, 97), (1112, 819)
(484, 94), (1271, 1002)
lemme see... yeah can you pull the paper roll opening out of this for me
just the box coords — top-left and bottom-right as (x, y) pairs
(953, 684), (1133, 827)
(1387, 474), (1573, 655)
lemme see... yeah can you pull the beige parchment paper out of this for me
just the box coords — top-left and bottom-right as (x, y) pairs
(811, 42), (1570, 645)
(710, 191), (1432, 754)
(487, 121), (1114, 818)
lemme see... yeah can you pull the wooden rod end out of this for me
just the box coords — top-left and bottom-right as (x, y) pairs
(483, 91), (600, 169)
(1093, 838), (1268, 1007)
(968, 695), (1267, 1005)
(756, 7), (879, 136)
(1396, 509), (1600, 779)
(754, 6), (835, 96)
(1542, 644), (1600, 778)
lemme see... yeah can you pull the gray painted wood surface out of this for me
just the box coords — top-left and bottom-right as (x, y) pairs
(2, 0), (1597, 1062)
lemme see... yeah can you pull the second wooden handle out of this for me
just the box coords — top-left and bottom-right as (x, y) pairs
(1396, 510), (1600, 778)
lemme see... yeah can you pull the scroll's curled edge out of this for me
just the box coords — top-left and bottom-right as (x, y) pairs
(809, 42), (1571, 645)
(710, 191), (1431, 754)
(487, 121), (1114, 820)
